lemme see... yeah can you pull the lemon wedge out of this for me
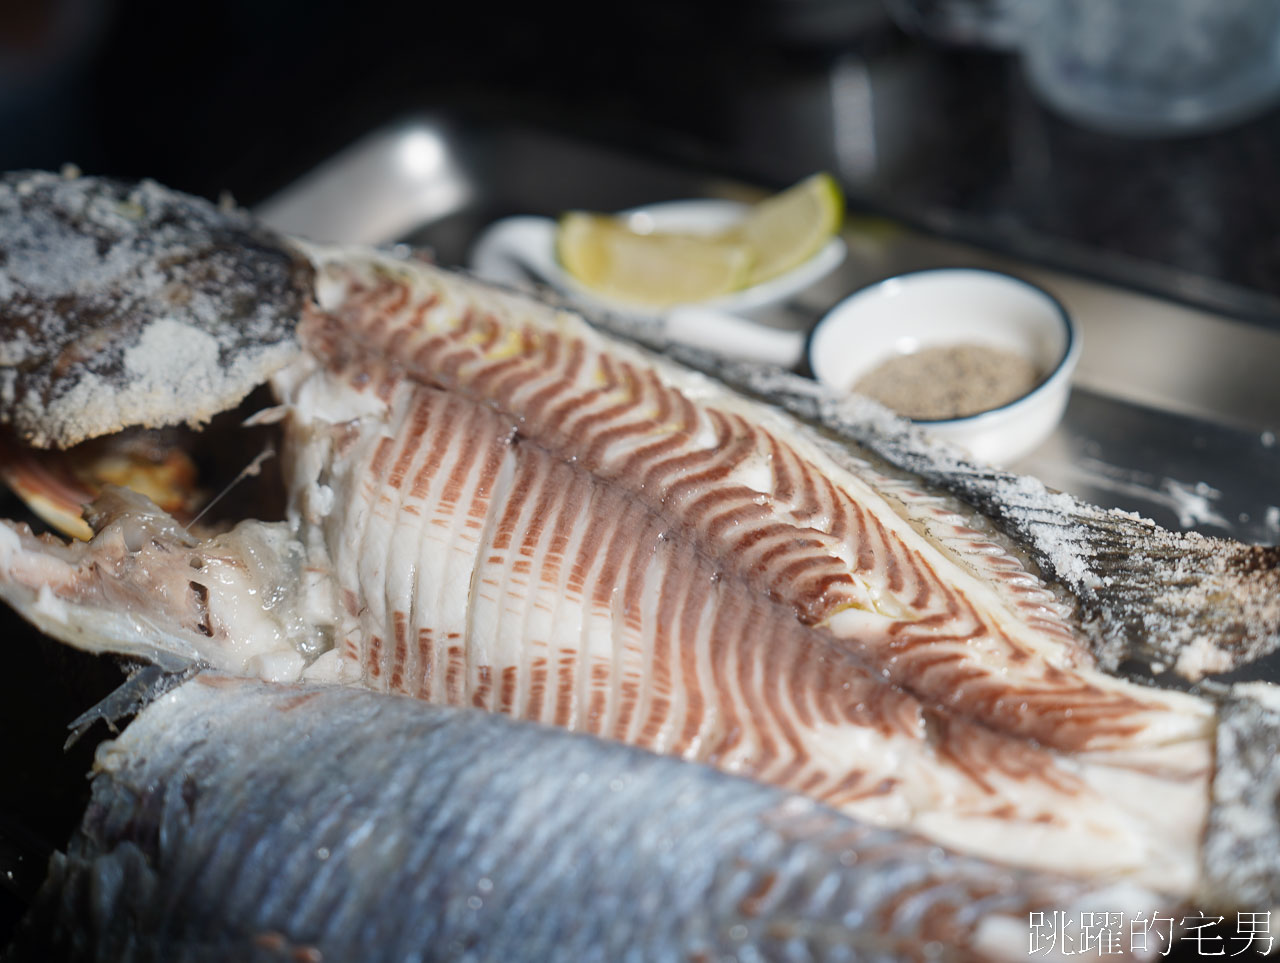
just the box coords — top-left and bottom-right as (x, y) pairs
(556, 212), (752, 308)
(730, 172), (844, 287)
(555, 172), (843, 307)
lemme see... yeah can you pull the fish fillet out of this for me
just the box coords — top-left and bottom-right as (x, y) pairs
(275, 249), (1213, 893)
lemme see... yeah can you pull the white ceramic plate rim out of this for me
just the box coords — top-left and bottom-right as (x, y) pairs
(468, 199), (846, 320)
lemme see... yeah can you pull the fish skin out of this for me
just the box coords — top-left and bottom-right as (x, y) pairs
(7, 674), (1150, 963)
(1203, 685), (1280, 908)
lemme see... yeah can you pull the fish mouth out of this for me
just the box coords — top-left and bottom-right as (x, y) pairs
(0, 388), (288, 543)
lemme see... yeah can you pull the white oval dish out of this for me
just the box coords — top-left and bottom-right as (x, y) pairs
(469, 198), (846, 322)
(808, 268), (1080, 465)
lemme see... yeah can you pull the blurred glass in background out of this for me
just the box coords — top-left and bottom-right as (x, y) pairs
(885, 0), (1280, 136)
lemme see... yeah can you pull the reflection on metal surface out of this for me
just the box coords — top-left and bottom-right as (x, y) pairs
(1015, 388), (1280, 543)
(830, 57), (877, 180)
(1035, 455), (1232, 531)
(256, 121), (473, 245)
(396, 128), (447, 179)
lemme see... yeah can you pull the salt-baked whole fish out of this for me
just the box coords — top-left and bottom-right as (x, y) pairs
(2, 170), (1280, 956)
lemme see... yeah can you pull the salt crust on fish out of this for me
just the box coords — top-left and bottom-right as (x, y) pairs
(0, 171), (312, 448)
(1204, 683), (1280, 908)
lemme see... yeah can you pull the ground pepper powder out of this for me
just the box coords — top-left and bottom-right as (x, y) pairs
(852, 343), (1042, 420)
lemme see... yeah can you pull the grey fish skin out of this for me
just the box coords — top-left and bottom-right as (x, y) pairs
(1203, 686), (1280, 908)
(10, 675), (1108, 963)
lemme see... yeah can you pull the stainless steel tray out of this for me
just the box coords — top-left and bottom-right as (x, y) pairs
(259, 111), (1280, 544)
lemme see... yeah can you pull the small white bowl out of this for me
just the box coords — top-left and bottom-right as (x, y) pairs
(808, 268), (1080, 465)
(469, 199), (846, 322)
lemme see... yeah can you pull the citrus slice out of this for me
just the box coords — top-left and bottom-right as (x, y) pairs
(556, 212), (752, 308)
(731, 172), (843, 287)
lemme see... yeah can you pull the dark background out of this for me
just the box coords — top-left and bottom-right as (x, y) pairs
(4, 0), (1279, 326)
(0, 0), (774, 204)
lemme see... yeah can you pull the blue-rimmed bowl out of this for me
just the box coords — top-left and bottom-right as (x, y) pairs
(808, 268), (1081, 465)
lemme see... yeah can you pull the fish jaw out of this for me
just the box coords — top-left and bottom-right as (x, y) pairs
(0, 486), (336, 681)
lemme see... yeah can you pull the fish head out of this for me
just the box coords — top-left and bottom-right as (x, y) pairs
(0, 170), (313, 450)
